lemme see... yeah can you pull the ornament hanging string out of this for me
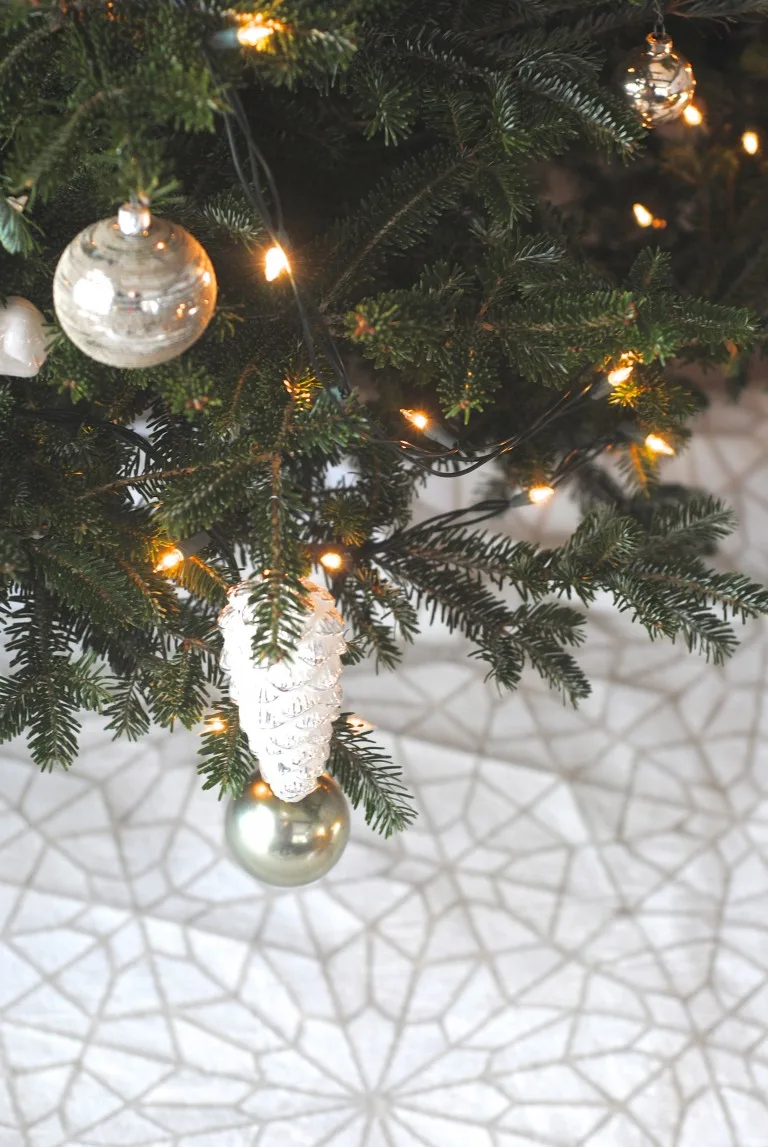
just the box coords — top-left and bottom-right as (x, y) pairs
(653, 0), (666, 38)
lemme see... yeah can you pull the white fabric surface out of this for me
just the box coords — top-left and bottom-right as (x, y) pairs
(2, 385), (768, 1147)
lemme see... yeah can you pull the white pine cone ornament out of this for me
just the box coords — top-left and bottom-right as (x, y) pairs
(218, 579), (346, 801)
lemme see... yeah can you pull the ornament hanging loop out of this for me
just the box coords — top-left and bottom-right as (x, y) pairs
(653, 0), (666, 38)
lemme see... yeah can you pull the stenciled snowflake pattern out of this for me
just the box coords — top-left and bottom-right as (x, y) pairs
(1, 383), (768, 1147)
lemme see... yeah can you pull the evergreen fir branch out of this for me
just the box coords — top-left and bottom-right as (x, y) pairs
(22, 88), (115, 192)
(383, 547), (518, 641)
(518, 71), (642, 151)
(619, 443), (661, 497)
(30, 543), (157, 631)
(673, 1), (768, 15)
(197, 189), (265, 245)
(472, 631), (525, 691)
(0, 194), (35, 254)
(508, 600), (590, 701)
(245, 435), (312, 664)
(197, 700), (256, 797)
(630, 565), (768, 625)
(628, 249), (676, 294)
(322, 145), (474, 307)
(158, 452), (268, 534)
(336, 566), (418, 669)
(0, 653), (109, 770)
(500, 26), (604, 76)
(389, 525), (550, 597)
(0, 23), (57, 92)
(472, 600), (589, 702)
(147, 645), (209, 729)
(103, 670), (151, 742)
(355, 64), (416, 145)
(642, 496), (736, 556)
(329, 716), (417, 836)
(556, 507), (645, 571)
(172, 556), (230, 608)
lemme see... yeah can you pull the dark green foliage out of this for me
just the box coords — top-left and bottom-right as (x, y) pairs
(329, 716), (417, 836)
(197, 700), (257, 798)
(0, 0), (766, 832)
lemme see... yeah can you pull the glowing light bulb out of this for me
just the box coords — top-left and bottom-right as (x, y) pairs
(400, 408), (429, 431)
(154, 547), (184, 573)
(633, 203), (654, 228)
(742, 130), (760, 156)
(683, 104), (703, 126)
(528, 485), (555, 505)
(645, 433), (675, 456)
(236, 15), (281, 47)
(202, 716), (227, 734)
(346, 714), (374, 735)
(607, 356), (635, 386)
(319, 550), (344, 572)
(264, 244), (290, 281)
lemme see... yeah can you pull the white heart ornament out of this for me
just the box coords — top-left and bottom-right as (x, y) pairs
(0, 296), (48, 378)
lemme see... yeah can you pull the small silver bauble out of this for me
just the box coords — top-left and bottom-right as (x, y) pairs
(620, 34), (695, 127)
(225, 771), (350, 887)
(0, 296), (48, 377)
(53, 202), (217, 369)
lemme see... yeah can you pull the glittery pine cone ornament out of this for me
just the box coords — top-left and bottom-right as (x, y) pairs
(218, 579), (346, 801)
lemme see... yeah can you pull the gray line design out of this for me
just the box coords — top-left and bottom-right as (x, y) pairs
(1, 384), (768, 1146)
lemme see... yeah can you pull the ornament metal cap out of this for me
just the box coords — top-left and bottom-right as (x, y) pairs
(117, 200), (152, 236)
(646, 32), (674, 56)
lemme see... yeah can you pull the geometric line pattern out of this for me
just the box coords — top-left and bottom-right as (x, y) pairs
(1, 385), (768, 1146)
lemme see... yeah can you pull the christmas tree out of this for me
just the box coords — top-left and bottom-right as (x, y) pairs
(2, 0), (768, 838)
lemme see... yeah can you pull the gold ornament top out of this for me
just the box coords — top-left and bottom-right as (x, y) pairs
(620, 33), (695, 128)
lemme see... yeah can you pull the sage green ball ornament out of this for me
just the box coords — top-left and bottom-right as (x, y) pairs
(225, 771), (350, 887)
(53, 201), (217, 368)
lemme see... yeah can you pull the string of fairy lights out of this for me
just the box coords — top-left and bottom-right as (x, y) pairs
(151, 7), (698, 578)
(633, 110), (761, 232)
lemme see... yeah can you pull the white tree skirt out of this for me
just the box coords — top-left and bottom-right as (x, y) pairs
(1, 385), (768, 1147)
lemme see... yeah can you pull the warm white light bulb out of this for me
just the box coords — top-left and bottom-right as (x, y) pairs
(645, 433), (675, 456)
(400, 408), (429, 431)
(632, 203), (654, 228)
(319, 550), (344, 572)
(742, 131), (760, 156)
(236, 15), (280, 47)
(683, 105), (703, 126)
(346, 715), (374, 735)
(202, 715), (227, 734)
(154, 547), (184, 573)
(607, 360), (634, 386)
(528, 485), (555, 505)
(264, 245), (290, 281)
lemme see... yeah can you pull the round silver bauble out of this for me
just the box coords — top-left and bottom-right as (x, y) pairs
(620, 34), (695, 127)
(53, 201), (217, 369)
(225, 771), (350, 887)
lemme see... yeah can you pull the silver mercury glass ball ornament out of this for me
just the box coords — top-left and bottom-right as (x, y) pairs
(53, 201), (217, 368)
(225, 771), (350, 887)
(620, 34), (695, 127)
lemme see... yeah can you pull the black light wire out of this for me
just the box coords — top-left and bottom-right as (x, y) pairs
(201, 33), (606, 483)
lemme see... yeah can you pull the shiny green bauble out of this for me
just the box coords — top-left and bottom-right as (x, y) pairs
(225, 771), (350, 887)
